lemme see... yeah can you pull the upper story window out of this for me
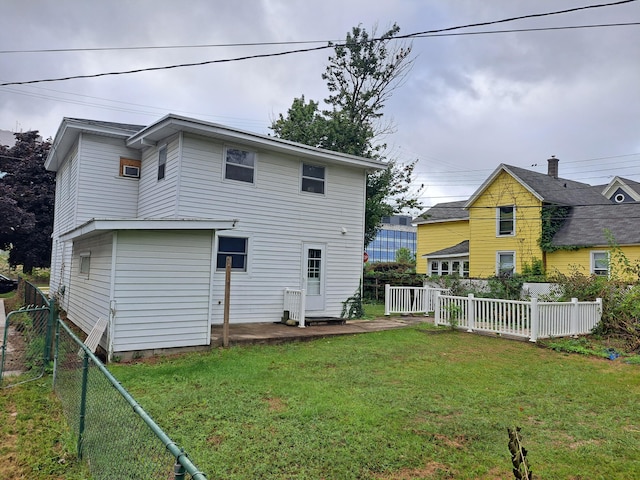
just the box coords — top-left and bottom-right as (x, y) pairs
(225, 147), (255, 184)
(497, 206), (515, 236)
(120, 157), (141, 179)
(591, 251), (609, 276)
(157, 146), (167, 181)
(301, 164), (325, 194)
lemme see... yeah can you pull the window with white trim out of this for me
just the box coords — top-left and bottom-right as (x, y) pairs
(301, 164), (325, 194)
(225, 147), (255, 184)
(591, 251), (609, 276)
(428, 259), (469, 277)
(497, 251), (515, 276)
(430, 261), (438, 276)
(217, 237), (248, 271)
(79, 252), (91, 277)
(157, 146), (167, 180)
(497, 206), (515, 236)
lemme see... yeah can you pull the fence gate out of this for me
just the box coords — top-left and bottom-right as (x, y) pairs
(0, 281), (55, 387)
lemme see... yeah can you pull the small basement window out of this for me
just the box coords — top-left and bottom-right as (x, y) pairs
(120, 158), (141, 178)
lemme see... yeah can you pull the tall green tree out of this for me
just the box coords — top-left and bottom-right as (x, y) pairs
(0, 131), (54, 273)
(271, 24), (421, 246)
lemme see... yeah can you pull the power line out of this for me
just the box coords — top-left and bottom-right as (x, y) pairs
(1, 0), (636, 87)
(1, 22), (637, 55)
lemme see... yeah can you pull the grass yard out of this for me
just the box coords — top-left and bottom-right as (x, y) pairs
(107, 328), (640, 479)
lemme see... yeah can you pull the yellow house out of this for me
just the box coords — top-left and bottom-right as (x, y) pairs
(415, 158), (640, 279)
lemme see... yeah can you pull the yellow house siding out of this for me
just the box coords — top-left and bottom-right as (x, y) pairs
(416, 220), (469, 274)
(468, 171), (543, 277)
(547, 245), (640, 280)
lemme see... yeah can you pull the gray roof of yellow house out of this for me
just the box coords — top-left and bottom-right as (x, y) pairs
(552, 203), (640, 246)
(413, 200), (468, 224)
(424, 240), (469, 258)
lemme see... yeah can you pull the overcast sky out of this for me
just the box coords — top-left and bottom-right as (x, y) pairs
(1, 0), (638, 209)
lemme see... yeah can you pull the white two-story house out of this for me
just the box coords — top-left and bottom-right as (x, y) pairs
(45, 114), (384, 359)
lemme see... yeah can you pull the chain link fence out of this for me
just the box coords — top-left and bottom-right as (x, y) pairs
(1, 280), (54, 387)
(54, 318), (208, 480)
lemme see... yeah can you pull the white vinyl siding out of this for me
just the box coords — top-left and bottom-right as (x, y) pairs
(177, 133), (366, 323)
(66, 233), (113, 339)
(112, 230), (213, 352)
(75, 135), (140, 223)
(138, 135), (180, 218)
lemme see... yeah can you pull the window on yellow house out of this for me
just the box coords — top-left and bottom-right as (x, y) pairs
(497, 251), (515, 276)
(497, 206), (515, 236)
(591, 251), (609, 276)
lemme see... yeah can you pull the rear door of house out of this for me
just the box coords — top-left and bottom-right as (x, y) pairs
(303, 244), (325, 311)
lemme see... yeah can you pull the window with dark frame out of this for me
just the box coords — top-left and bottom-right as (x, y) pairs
(498, 206), (515, 236)
(301, 164), (325, 194)
(217, 237), (248, 271)
(157, 146), (167, 180)
(225, 148), (255, 183)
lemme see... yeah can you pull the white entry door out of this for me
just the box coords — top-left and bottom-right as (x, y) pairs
(303, 244), (325, 311)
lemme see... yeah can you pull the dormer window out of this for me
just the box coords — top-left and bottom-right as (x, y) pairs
(497, 206), (515, 236)
(614, 193), (626, 203)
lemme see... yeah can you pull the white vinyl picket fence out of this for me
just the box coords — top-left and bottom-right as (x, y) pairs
(434, 293), (602, 342)
(384, 285), (451, 316)
(283, 288), (306, 328)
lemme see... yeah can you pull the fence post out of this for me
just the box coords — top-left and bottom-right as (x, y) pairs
(77, 351), (90, 459)
(466, 294), (475, 332)
(174, 460), (186, 480)
(298, 289), (306, 328)
(44, 297), (56, 364)
(434, 292), (441, 325)
(529, 297), (539, 342)
(52, 318), (60, 388)
(570, 297), (579, 336)
(384, 284), (390, 316)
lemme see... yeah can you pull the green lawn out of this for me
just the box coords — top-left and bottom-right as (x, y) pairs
(106, 328), (640, 479)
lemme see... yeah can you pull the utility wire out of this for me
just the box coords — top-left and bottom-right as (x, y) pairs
(0, 0), (636, 86)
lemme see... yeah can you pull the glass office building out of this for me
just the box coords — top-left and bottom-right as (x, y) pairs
(366, 215), (417, 263)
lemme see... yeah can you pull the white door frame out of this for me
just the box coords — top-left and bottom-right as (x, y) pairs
(302, 243), (326, 311)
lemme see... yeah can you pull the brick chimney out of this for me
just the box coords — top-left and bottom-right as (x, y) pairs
(547, 155), (559, 178)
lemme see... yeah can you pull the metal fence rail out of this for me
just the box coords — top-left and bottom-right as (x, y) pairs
(54, 318), (208, 480)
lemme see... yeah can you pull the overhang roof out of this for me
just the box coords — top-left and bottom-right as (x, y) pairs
(59, 218), (238, 242)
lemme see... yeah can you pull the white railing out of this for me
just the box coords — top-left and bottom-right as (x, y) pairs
(283, 288), (306, 328)
(384, 285), (450, 316)
(434, 293), (602, 342)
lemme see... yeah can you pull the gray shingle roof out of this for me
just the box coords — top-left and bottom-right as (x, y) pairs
(65, 118), (145, 135)
(425, 240), (469, 257)
(552, 203), (640, 246)
(414, 200), (469, 224)
(504, 165), (611, 206)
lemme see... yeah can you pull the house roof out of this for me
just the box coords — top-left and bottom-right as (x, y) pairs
(552, 203), (640, 246)
(46, 114), (387, 173)
(126, 114), (387, 171)
(413, 200), (469, 224)
(45, 118), (145, 171)
(601, 176), (640, 202)
(423, 240), (469, 258)
(464, 164), (610, 208)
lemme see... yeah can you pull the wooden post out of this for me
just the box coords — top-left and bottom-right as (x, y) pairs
(223, 256), (231, 348)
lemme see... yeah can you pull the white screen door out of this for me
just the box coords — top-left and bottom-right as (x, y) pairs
(303, 244), (325, 311)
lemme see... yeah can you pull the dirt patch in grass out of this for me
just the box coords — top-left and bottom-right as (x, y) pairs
(264, 396), (287, 412)
(1, 324), (28, 374)
(0, 402), (22, 478)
